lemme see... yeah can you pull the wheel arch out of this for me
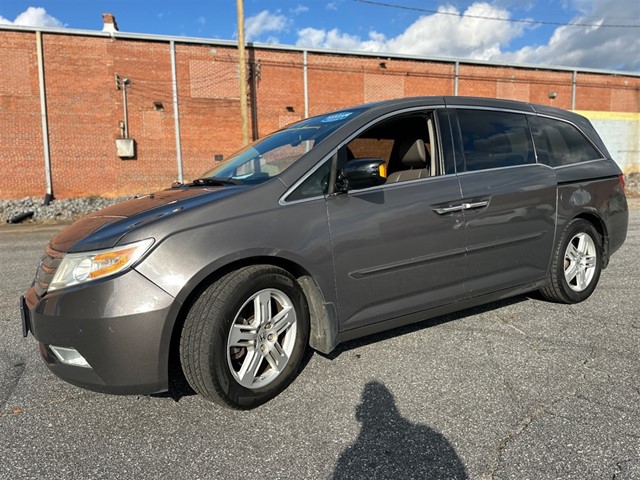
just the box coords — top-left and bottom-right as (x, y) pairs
(165, 255), (339, 389)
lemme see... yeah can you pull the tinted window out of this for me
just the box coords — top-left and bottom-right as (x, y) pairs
(533, 116), (602, 167)
(457, 110), (534, 172)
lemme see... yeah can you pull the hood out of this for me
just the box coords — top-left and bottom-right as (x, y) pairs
(50, 186), (243, 252)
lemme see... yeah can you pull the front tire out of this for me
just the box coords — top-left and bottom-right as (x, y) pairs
(540, 219), (603, 304)
(180, 265), (309, 409)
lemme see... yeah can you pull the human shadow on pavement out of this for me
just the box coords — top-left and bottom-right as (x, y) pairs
(333, 381), (468, 480)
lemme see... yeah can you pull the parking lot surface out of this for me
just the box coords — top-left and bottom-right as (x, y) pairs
(1, 204), (638, 479)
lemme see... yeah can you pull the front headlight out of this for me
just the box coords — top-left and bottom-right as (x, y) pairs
(48, 238), (154, 292)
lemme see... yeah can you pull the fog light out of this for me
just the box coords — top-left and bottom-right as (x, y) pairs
(50, 346), (91, 368)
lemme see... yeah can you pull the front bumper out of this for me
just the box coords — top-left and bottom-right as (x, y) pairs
(23, 269), (177, 395)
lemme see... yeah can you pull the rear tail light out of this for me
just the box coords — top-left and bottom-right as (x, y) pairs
(618, 174), (625, 190)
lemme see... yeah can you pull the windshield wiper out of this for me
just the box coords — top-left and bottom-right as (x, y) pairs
(188, 177), (242, 187)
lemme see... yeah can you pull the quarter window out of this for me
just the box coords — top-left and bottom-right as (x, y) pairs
(286, 160), (331, 201)
(457, 110), (534, 171)
(533, 117), (602, 167)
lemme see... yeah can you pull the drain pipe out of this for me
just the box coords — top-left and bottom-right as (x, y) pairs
(303, 50), (311, 152)
(571, 70), (577, 111)
(36, 31), (53, 205)
(170, 40), (184, 184)
(454, 61), (459, 96)
(303, 50), (309, 119)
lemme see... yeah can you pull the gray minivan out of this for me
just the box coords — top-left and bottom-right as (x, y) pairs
(21, 97), (628, 409)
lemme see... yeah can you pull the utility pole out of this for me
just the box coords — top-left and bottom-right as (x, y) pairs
(236, 0), (250, 146)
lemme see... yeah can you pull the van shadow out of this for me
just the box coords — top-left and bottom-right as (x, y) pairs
(333, 381), (468, 479)
(327, 295), (528, 358)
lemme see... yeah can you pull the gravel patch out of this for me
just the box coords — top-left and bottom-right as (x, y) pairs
(625, 172), (640, 197)
(1, 196), (132, 224)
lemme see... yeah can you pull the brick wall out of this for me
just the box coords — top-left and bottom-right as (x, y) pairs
(0, 32), (43, 197)
(1, 29), (639, 198)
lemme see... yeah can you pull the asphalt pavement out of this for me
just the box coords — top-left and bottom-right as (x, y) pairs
(1, 205), (638, 480)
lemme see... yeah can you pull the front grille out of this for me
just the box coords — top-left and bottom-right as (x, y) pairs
(34, 244), (65, 297)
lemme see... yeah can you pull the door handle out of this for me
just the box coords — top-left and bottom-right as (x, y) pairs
(462, 201), (489, 210)
(433, 204), (465, 214)
(433, 201), (489, 215)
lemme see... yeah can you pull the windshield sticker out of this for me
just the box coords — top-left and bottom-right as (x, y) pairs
(321, 112), (353, 123)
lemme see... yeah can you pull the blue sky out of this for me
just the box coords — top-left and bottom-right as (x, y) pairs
(1, 1), (639, 71)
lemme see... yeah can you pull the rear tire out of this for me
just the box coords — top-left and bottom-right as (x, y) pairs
(180, 265), (309, 409)
(540, 219), (602, 304)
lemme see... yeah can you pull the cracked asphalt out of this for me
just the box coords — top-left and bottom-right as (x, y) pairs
(1, 203), (638, 480)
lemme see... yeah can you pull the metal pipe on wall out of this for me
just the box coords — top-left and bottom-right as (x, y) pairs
(36, 31), (53, 204)
(170, 40), (184, 183)
(120, 77), (130, 138)
(454, 61), (459, 96)
(571, 70), (577, 110)
(303, 50), (309, 118)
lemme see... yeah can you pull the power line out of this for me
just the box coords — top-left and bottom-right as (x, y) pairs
(355, 0), (640, 28)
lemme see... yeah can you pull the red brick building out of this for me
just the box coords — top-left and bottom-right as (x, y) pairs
(1, 18), (639, 199)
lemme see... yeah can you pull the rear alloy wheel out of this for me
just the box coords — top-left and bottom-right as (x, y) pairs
(540, 219), (602, 304)
(180, 265), (309, 409)
(563, 232), (597, 292)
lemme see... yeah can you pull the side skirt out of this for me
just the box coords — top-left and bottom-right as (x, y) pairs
(336, 280), (548, 344)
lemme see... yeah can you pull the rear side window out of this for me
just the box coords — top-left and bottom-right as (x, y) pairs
(533, 116), (602, 167)
(457, 109), (534, 172)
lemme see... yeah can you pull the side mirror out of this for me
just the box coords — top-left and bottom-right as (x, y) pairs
(336, 158), (387, 192)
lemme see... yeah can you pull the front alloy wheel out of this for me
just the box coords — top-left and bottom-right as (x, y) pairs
(180, 265), (309, 409)
(227, 288), (298, 389)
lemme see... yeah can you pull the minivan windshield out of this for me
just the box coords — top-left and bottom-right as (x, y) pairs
(200, 109), (364, 185)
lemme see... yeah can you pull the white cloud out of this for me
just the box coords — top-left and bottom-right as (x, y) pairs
(297, 27), (385, 52)
(500, 0), (640, 70)
(386, 3), (525, 60)
(245, 10), (290, 41)
(326, 3), (338, 11)
(291, 5), (309, 15)
(297, 2), (525, 60)
(295, 0), (639, 71)
(0, 7), (64, 28)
